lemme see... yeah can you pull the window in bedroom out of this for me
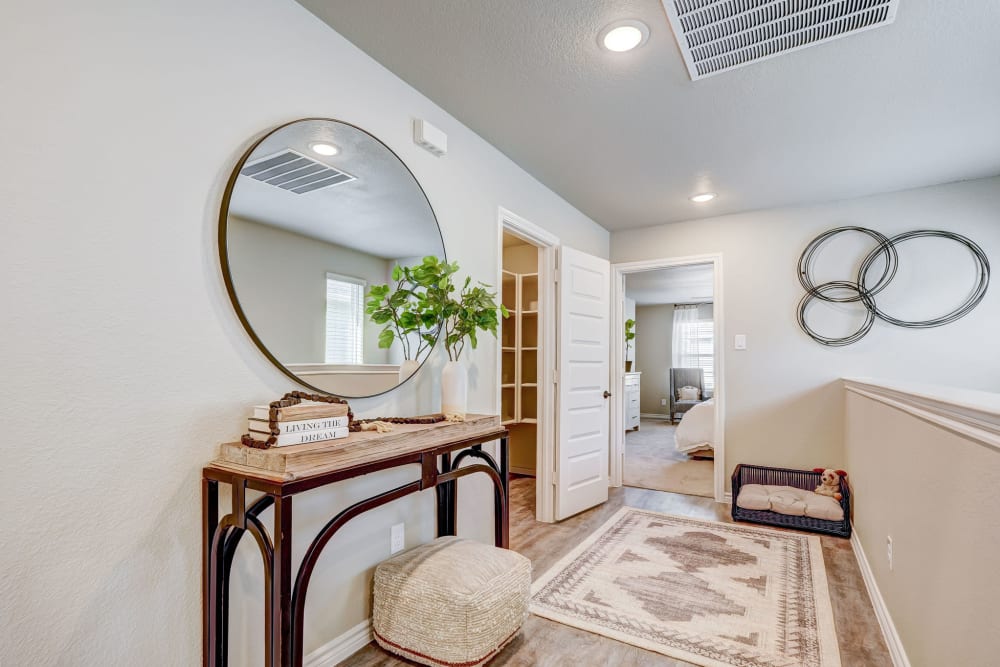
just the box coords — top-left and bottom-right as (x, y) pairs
(325, 272), (366, 364)
(672, 305), (714, 393)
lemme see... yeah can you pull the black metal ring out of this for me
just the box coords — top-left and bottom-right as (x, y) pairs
(797, 226), (990, 346)
(858, 230), (991, 329)
(797, 281), (877, 347)
(798, 226), (897, 303)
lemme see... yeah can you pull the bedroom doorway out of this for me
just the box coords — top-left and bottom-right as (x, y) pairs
(611, 255), (725, 502)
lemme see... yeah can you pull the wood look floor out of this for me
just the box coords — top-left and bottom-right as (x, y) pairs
(342, 478), (892, 666)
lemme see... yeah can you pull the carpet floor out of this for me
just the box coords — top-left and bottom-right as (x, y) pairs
(624, 420), (714, 498)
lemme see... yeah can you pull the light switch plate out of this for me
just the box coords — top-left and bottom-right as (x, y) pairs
(734, 334), (747, 350)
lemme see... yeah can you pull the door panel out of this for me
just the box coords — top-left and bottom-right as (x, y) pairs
(556, 245), (610, 520)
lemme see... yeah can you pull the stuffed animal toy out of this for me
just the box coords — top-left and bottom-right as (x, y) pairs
(812, 468), (846, 501)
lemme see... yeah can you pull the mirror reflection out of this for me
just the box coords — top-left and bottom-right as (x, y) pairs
(222, 119), (445, 397)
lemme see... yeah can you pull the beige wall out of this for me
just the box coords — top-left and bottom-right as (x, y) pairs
(612, 177), (1000, 476)
(0, 1), (608, 664)
(227, 216), (392, 364)
(845, 383), (1000, 666)
(635, 304), (673, 416)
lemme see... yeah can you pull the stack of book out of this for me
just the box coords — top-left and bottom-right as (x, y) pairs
(247, 401), (351, 447)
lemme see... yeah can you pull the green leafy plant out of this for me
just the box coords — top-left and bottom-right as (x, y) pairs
(365, 261), (440, 361)
(625, 318), (636, 354)
(415, 256), (508, 362)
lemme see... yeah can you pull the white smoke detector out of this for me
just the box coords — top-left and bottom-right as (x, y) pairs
(663, 0), (900, 80)
(413, 118), (448, 157)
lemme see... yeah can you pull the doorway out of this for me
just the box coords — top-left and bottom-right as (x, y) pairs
(611, 255), (726, 502)
(496, 208), (558, 523)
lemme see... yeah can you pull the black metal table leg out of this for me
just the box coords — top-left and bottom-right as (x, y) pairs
(436, 452), (455, 537)
(272, 495), (293, 667)
(498, 435), (510, 548)
(203, 479), (219, 667)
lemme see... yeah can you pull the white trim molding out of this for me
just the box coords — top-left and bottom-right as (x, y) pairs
(304, 619), (372, 667)
(611, 254), (726, 502)
(850, 525), (912, 667)
(639, 412), (672, 421)
(497, 206), (559, 523)
(843, 378), (1000, 452)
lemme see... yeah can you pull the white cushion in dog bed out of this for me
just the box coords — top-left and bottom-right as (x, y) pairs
(737, 484), (844, 521)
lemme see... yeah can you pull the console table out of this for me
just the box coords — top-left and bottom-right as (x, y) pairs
(202, 414), (509, 667)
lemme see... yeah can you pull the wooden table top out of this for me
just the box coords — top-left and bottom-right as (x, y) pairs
(206, 414), (504, 484)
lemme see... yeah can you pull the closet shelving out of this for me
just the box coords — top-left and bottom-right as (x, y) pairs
(500, 270), (540, 427)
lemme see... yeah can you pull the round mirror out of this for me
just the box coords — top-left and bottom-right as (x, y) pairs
(220, 118), (445, 398)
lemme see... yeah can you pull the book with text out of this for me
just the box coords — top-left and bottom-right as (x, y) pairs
(247, 415), (349, 435)
(247, 426), (350, 447)
(252, 401), (350, 421)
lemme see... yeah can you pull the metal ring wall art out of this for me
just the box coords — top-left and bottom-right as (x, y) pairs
(797, 226), (991, 346)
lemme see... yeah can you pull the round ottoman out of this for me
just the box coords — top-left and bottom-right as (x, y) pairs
(372, 536), (532, 666)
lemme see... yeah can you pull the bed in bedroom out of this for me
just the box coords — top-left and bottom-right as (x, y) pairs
(674, 398), (715, 458)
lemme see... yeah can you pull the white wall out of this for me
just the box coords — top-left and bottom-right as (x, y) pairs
(228, 216), (392, 364)
(635, 304), (673, 416)
(612, 177), (1000, 476)
(845, 382), (1000, 667)
(0, 1), (607, 665)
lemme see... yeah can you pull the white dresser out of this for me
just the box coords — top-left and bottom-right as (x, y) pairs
(624, 372), (641, 431)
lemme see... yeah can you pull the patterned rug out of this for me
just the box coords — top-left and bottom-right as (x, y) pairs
(530, 508), (841, 667)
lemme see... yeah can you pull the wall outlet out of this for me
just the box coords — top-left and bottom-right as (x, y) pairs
(886, 535), (893, 571)
(391, 523), (405, 554)
(660, 398), (668, 406)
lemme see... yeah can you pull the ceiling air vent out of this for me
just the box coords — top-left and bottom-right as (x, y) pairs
(663, 0), (900, 80)
(240, 149), (356, 194)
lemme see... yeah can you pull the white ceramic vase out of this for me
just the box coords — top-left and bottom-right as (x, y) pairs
(398, 358), (420, 384)
(440, 360), (468, 418)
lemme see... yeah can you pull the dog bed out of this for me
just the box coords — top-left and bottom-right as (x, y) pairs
(731, 464), (851, 538)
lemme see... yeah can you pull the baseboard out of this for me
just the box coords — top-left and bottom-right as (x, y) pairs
(639, 413), (672, 420)
(850, 525), (911, 667)
(304, 618), (372, 667)
(723, 491), (732, 504)
(509, 466), (536, 476)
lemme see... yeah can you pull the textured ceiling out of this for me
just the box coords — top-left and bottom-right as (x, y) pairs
(228, 119), (443, 260)
(297, 0), (1000, 230)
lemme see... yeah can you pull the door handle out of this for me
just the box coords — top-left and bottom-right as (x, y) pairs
(603, 390), (612, 399)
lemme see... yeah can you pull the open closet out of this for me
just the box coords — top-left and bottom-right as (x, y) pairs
(501, 233), (542, 479)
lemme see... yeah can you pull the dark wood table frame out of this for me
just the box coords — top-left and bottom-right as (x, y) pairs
(202, 428), (509, 667)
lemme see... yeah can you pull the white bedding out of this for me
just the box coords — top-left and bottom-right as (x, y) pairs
(675, 398), (715, 454)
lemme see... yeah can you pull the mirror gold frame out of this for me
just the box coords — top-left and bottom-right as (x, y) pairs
(218, 118), (445, 398)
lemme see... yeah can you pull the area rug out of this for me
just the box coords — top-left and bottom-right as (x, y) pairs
(624, 422), (714, 498)
(530, 508), (841, 667)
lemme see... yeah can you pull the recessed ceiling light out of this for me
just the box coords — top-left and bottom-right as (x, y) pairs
(309, 142), (339, 156)
(599, 20), (649, 53)
(689, 192), (717, 203)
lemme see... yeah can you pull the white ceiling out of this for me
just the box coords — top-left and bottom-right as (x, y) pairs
(626, 264), (714, 305)
(297, 0), (1000, 230)
(228, 119), (443, 260)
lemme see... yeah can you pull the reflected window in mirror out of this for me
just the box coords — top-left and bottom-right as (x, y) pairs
(324, 273), (365, 365)
(220, 119), (446, 398)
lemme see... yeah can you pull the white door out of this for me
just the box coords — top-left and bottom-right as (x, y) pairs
(556, 246), (611, 520)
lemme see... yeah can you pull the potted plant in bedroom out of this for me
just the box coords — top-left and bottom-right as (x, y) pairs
(366, 261), (441, 383)
(624, 318), (636, 372)
(417, 256), (508, 418)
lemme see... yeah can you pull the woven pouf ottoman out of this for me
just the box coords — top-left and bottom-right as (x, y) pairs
(372, 536), (532, 666)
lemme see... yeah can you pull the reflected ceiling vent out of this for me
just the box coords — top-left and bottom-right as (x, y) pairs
(663, 0), (900, 80)
(240, 149), (356, 194)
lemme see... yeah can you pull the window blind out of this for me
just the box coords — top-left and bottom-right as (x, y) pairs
(325, 273), (365, 364)
(673, 307), (715, 393)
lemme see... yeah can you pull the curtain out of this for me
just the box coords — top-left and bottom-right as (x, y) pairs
(672, 304), (714, 393)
